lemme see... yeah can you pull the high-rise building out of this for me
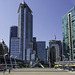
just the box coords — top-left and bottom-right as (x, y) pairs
(62, 6), (75, 61)
(9, 26), (20, 59)
(18, 1), (33, 61)
(9, 26), (18, 56)
(36, 41), (46, 64)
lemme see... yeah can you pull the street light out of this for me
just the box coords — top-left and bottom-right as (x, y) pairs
(67, 53), (71, 70)
(10, 55), (13, 68)
(4, 53), (8, 69)
(58, 56), (61, 67)
(49, 59), (51, 68)
(14, 56), (17, 68)
(62, 55), (65, 69)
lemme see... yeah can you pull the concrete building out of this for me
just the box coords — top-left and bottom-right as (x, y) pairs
(62, 6), (75, 60)
(18, 1), (33, 61)
(48, 40), (62, 66)
(36, 41), (46, 64)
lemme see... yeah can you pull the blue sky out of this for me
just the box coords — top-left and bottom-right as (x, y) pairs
(0, 0), (75, 47)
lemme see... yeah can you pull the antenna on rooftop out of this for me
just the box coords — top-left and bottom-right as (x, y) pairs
(54, 35), (56, 40)
(22, 0), (25, 4)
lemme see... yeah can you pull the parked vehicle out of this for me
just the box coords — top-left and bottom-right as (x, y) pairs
(0, 64), (6, 71)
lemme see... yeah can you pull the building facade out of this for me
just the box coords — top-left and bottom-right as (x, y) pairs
(36, 41), (46, 64)
(10, 26), (18, 37)
(62, 6), (75, 60)
(10, 38), (20, 59)
(48, 40), (62, 66)
(18, 1), (33, 61)
(9, 26), (20, 59)
(9, 26), (18, 56)
(33, 37), (37, 54)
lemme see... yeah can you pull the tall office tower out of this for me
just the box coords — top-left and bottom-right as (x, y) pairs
(36, 41), (46, 64)
(9, 26), (18, 56)
(18, 1), (33, 61)
(9, 26), (20, 59)
(48, 40), (62, 65)
(62, 7), (75, 61)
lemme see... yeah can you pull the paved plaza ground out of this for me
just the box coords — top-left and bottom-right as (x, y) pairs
(0, 68), (75, 75)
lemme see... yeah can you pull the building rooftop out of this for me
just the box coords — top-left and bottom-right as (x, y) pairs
(18, 1), (32, 13)
(49, 40), (61, 42)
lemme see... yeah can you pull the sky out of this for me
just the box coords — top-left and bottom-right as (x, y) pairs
(0, 0), (75, 47)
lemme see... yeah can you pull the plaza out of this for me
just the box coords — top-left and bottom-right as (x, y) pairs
(0, 68), (75, 75)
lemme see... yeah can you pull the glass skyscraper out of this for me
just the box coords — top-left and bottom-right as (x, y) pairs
(9, 26), (18, 56)
(62, 6), (75, 61)
(18, 1), (33, 61)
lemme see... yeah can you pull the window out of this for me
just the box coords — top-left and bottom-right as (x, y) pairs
(74, 56), (75, 59)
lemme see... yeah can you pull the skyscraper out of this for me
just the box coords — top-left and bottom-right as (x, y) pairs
(18, 1), (33, 61)
(62, 6), (75, 61)
(9, 26), (18, 57)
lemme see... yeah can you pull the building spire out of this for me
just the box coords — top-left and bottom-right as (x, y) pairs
(22, 0), (25, 4)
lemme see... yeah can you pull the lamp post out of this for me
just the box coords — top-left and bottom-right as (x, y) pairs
(67, 53), (71, 70)
(4, 53), (8, 69)
(62, 55), (65, 69)
(14, 56), (17, 68)
(10, 55), (13, 69)
(58, 56), (61, 67)
(49, 59), (51, 68)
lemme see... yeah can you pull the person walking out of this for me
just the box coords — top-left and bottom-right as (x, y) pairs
(3, 69), (5, 75)
(9, 68), (11, 74)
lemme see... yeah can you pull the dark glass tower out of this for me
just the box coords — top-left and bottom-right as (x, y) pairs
(9, 26), (18, 56)
(18, 1), (33, 61)
(10, 26), (18, 37)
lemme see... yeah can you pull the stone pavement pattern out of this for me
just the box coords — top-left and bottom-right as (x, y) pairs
(0, 68), (75, 75)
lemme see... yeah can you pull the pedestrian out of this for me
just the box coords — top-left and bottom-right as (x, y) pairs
(9, 68), (11, 74)
(3, 69), (5, 75)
